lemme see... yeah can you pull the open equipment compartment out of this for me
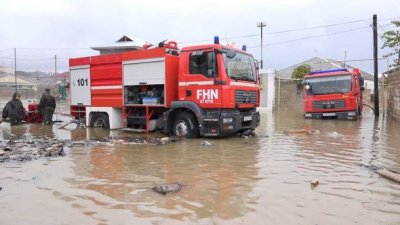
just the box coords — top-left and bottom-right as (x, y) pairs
(124, 84), (165, 105)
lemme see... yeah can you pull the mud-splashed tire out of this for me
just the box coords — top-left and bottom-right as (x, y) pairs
(173, 112), (199, 138)
(90, 113), (110, 129)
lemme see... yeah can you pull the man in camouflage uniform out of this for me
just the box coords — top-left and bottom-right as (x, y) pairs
(38, 88), (56, 125)
(1, 93), (26, 126)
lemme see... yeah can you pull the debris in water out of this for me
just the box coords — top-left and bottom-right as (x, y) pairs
(311, 179), (319, 187)
(361, 164), (400, 183)
(153, 182), (183, 195)
(284, 129), (311, 135)
(327, 131), (342, 138)
(241, 129), (255, 137)
(71, 141), (86, 147)
(201, 141), (212, 146)
(0, 138), (66, 163)
(159, 137), (170, 145)
(375, 168), (400, 183)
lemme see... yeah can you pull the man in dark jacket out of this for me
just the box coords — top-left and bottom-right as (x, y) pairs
(1, 93), (26, 126)
(38, 88), (56, 125)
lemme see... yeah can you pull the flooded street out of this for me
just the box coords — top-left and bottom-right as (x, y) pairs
(1, 107), (400, 225)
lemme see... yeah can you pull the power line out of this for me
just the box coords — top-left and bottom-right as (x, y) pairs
(265, 19), (368, 35)
(377, 16), (400, 21)
(13, 54), (55, 59)
(248, 26), (370, 48)
(180, 17), (394, 44)
(16, 47), (92, 50)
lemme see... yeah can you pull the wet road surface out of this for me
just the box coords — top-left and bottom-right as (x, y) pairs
(1, 107), (400, 225)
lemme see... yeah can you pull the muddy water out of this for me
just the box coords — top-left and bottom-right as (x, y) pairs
(1, 107), (400, 225)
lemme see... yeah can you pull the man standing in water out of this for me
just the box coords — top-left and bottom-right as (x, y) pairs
(38, 88), (56, 125)
(0, 93), (26, 126)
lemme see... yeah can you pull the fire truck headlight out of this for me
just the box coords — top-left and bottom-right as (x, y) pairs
(348, 112), (356, 116)
(305, 84), (311, 90)
(223, 118), (233, 124)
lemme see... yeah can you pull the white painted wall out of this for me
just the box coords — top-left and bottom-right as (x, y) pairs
(259, 68), (276, 109)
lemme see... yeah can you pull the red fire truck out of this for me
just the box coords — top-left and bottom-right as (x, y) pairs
(303, 68), (364, 120)
(69, 37), (260, 137)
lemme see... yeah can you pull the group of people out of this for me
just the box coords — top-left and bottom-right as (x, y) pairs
(0, 88), (56, 126)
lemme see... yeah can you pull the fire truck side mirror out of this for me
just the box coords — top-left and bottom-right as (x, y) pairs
(225, 50), (236, 59)
(360, 76), (365, 87)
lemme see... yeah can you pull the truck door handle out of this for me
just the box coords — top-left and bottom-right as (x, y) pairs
(214, 79), (226, 85)
(186, 90), (192, 97)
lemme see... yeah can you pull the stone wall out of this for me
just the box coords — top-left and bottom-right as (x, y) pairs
(387, 69), (400, 120)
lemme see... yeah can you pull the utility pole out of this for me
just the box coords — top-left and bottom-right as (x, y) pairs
(343, 51), (347, 68)
(373, 14), (379, 117)
(257, 21), (266, 69)
(54, 55), (57, 77)
(14, 48), (17, 92)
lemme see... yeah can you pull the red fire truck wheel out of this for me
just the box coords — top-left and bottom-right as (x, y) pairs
(90, 113), (110, 129)
(173, 112), (199, 138)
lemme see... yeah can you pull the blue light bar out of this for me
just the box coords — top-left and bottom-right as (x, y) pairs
(310, 68), (348, 75)
(242, 45), (247, 51)
(214, 36), (220, 44)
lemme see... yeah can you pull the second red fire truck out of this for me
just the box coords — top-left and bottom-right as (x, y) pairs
(69, 37), (260, 137)
(303, 68), (365, 120)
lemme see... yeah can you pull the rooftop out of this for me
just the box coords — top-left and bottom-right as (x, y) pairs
(276, 57), (374, 80)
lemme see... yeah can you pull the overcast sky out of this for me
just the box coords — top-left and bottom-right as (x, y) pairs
(0, 0), (399, 74)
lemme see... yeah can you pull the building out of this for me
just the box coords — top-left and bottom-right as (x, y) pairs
(0, 66), (13, 74)
(0, 74), (38, 99)
(91, 35), (148, 55)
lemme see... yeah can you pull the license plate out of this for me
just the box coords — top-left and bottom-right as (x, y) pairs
(244, 116), (252, 121)
(322, 113), (336, 116)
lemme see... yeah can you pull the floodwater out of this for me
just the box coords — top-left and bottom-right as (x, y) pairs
(1, 106), (400, 225)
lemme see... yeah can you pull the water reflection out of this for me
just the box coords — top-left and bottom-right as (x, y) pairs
(2, 125), (29, 139)
(69, 132), (260, 221)
(28, 124), (55, 138)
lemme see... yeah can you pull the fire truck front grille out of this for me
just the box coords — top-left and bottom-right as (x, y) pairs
(313, 100), (345, 109)
(235, 90), (257, 104)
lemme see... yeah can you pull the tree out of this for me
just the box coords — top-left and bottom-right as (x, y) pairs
(291, 64), (311, 79)
(381, 20), (400, 68)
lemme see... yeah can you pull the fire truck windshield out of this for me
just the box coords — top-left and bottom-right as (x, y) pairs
(304, 74), (352, 95)
(223, 51), (256, 82)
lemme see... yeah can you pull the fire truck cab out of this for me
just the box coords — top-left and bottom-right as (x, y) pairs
(69, 38), (260, 137)
(303, 68), (364, 120)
